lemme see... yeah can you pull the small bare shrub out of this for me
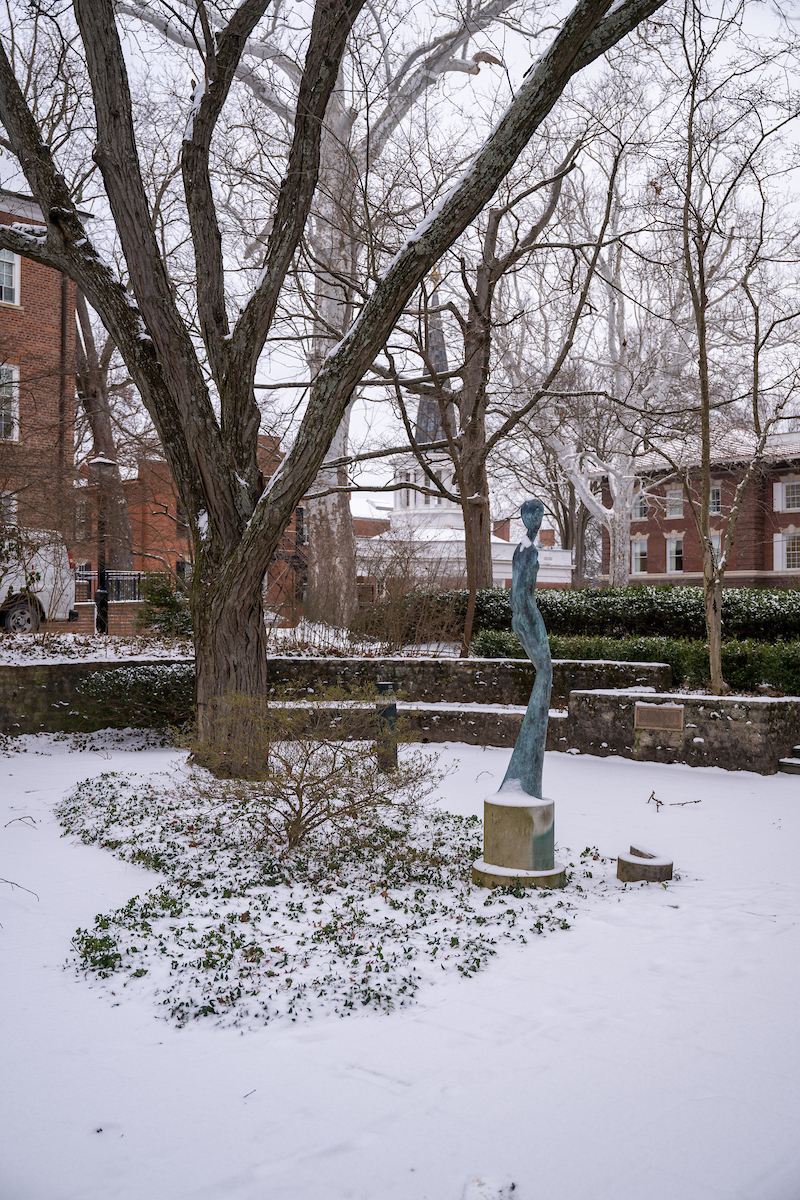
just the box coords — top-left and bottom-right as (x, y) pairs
(350, 589), (464, 652)
(189, 690), (442, 850)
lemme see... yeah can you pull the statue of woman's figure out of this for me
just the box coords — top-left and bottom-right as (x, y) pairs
(500, 497), (552, 799)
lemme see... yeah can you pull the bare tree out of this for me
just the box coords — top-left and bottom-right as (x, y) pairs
(74, 292), (135, 571)
(642, 0), (800, 692)
(509, 0), (800, 688)
(0, 0), (670, 735)
(344, 134), (612, 651)
(120, 0), (520, 627)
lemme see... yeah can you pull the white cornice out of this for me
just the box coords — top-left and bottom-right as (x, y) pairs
(0, 190), (44, 223)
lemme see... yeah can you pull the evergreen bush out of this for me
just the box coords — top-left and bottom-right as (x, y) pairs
(137, 575), (193, 638)
(78, 662), (195, 727)
(436, 584), (800, 640)
(470, 629), (800, 694)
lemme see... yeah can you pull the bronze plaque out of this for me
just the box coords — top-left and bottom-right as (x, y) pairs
(634, 703), (684, 732)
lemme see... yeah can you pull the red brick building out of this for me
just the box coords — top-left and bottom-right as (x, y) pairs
(0, 189), (307, 630)
(0, 189), (76, 534)
(602, 437), (800, 587)
(72, 443), (307, 622)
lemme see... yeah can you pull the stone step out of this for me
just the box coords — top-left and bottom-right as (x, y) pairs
(778, 758), (800, 774)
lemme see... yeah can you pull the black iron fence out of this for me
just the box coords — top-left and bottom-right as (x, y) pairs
(75, 571), (148, 603)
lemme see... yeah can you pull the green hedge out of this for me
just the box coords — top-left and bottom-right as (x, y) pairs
(137, 575), (193, 638)
(533, 586), (800, 640)
(440, 584), (800, 641)
(471, 629), (800, 694)
(78, 662), (195, 727)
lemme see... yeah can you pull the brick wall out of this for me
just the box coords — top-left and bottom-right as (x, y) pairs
(48, 601), (144, 638)
(0, 196), (76, 537)
(71, 441), (306, 619)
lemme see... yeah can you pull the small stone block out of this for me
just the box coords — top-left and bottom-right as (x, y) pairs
(617, 850), (673, 882)
(472, 859), (567, 890)
(778, 759), (800, 774)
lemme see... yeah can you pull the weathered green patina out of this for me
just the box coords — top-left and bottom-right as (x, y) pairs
(500, 498), (553, 802)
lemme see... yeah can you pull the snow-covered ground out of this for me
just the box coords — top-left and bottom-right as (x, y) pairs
(0, 627), (463, 664)
(0, 631), (194, 666)
(2, 735), (799, 1200)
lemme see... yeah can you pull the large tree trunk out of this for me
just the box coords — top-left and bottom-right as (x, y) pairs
(303, 88), (359, 628)
(304, 406), (358, 626)
(571, 497), (590, 587)
(460, 500), (480, 658)
(304, 484), (358, 624)
(606, 508), (630, 586)
(192, 557), (271, 747)
(462, 457), (494, 590)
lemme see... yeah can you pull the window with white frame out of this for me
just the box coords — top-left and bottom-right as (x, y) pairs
(666, 489), (683, 518)
(667, 537), (683, 572)
(787, 534), (800, 570)
(0, 365), (18, 440)
(785, 482), (800, 511)
(0, 249), (19, 304)
(631, 538), (648, 573)
(709, 485), (722, 515)
(399, 471), (410, 506)
(633, 493), (648, 519)
(711, 532), (722, 565)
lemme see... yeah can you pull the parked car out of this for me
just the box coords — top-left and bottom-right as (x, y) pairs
(0, 529), (78, 632)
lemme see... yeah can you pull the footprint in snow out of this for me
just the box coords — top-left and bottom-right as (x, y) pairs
(462, 1177), (516, 1199)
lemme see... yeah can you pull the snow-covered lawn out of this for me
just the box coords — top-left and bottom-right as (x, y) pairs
(0, 625), (462, 665)
(0, 631), (193, 666)
(2, 735), (799, 1200)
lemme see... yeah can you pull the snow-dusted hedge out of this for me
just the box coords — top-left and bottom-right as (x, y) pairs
(78, 662), (195, 727)
(471, 630), (800, 693)
(445, 585), (800, 640)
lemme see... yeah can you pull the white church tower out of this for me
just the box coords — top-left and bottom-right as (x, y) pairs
(392, 288), (464, 531)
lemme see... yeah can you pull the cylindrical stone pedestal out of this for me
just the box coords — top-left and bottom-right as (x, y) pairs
(472, 789), (566, 889)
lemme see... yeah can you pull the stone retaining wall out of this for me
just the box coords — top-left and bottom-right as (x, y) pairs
(0, 656), (670, 736)
(0, 659), (178, 735)
(563, 690), (800, 775)
(2, 658), (796, 773)
(265, 656), (671, 708)
(402, 691), (800, 773)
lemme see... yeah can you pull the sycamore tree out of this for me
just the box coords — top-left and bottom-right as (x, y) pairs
(486, 68), (697, 587)
(639, 0), (800, 693)
(0, 0), (670, 736)
(118, 0), (520, 627)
